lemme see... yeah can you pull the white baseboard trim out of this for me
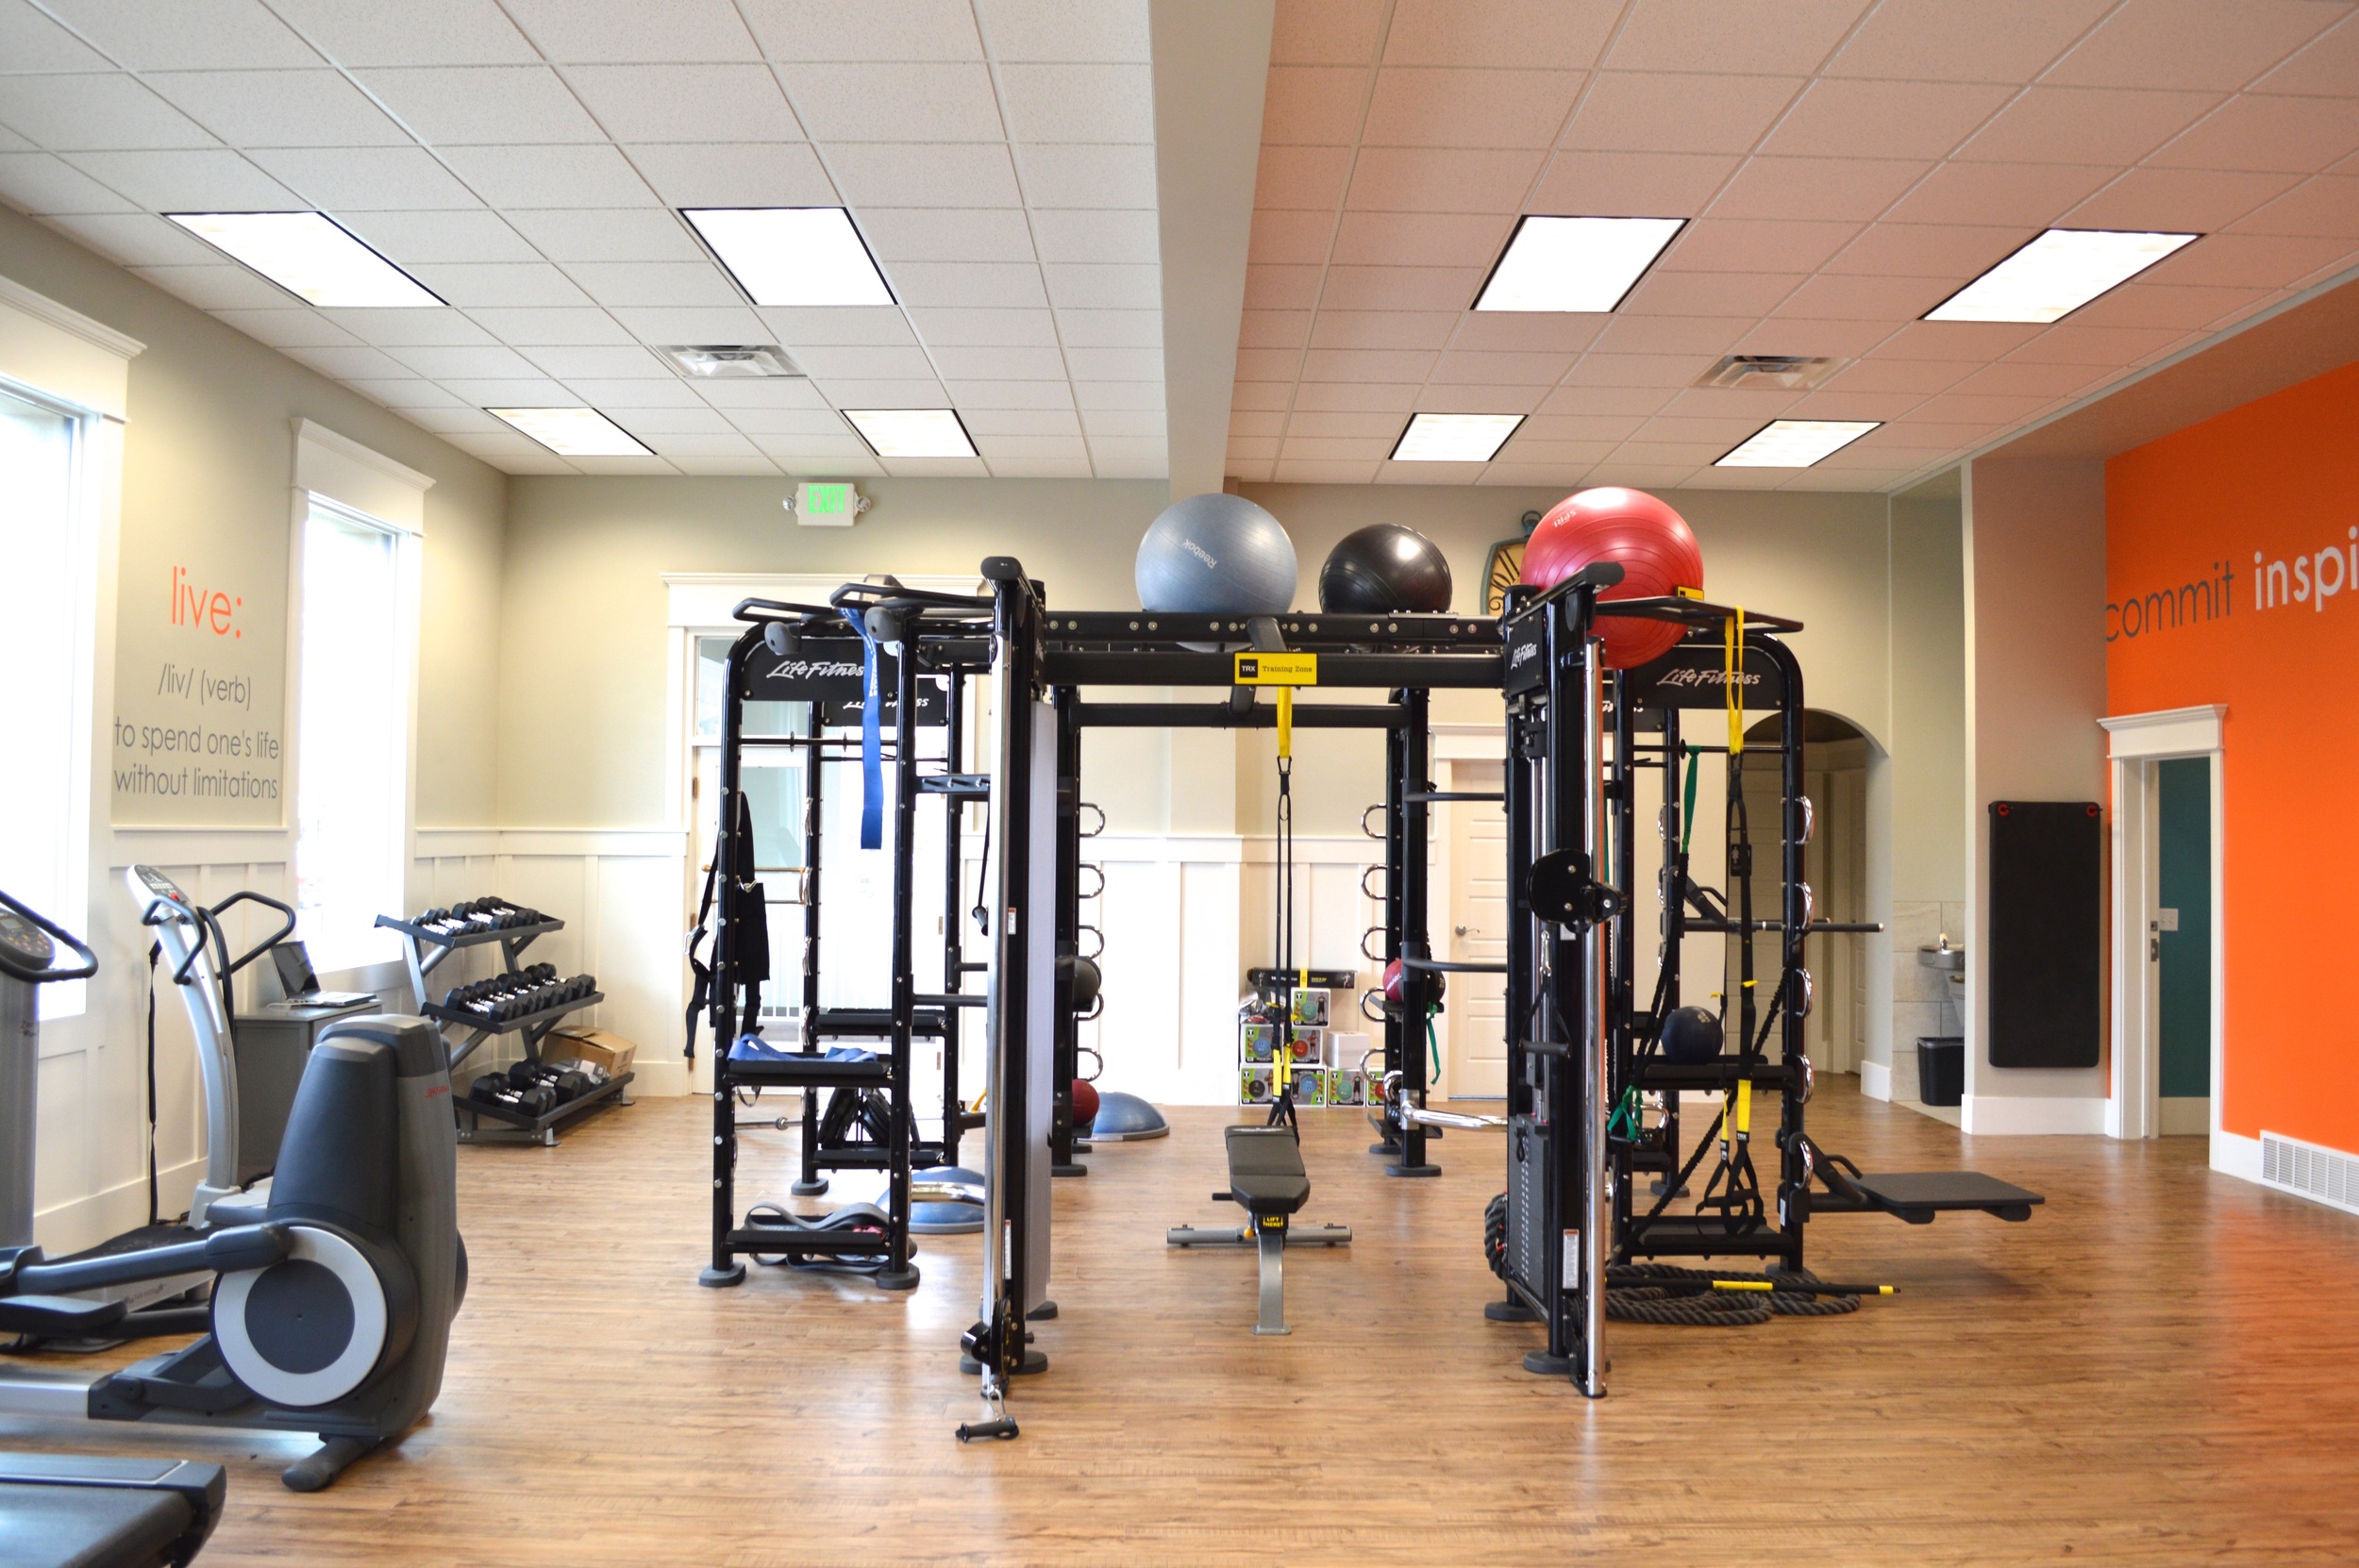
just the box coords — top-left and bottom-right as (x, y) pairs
(2211, 1127), (2263, 1184)
(1859, 1059), (1892, 1101)
(36, 1155), (205, 1254)
(1959, 1093), (2107, 1136)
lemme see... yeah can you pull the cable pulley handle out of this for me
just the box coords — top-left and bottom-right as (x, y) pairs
(0, 887), (99, 983)
(204, 890), (297, 976)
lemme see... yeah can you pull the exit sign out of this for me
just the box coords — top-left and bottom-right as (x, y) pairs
(789, 481), (867, 526)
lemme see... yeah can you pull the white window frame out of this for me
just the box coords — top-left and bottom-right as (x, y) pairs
(286, 422), (430, 975)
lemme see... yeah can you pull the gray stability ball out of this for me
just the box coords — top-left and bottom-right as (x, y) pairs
(1135, 492), (1297, 614)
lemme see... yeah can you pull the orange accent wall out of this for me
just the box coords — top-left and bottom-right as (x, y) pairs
(2107, 358), (2359, 1156)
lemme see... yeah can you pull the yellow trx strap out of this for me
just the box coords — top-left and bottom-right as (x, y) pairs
(1276, 684), (1293, 761)
(1725, 606), (1747, 756)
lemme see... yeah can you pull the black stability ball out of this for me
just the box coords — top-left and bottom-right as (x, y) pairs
(1317, 524), (1453, 613)
(1659, 1005), (1724, 1065)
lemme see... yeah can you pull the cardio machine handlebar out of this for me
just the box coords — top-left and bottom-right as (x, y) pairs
(0, 888), (99, 984)
(202, 890), (297, 977)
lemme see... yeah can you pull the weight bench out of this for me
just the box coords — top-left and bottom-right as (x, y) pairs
(1845, 1170), (2044, 1224)
(1167, 1126), (1350, 1335)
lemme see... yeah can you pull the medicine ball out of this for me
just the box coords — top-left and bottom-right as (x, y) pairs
(1318, 524), (1453, 613)
(1067, 954), (1101, 1013)
(1659, 1005), (1723, 1065)
(1382, 957), (1445, 1008)
(1135, 492), (1297, 615)
(1520, 487), (1703, 669)
(1072, 1077), (1101, 1133)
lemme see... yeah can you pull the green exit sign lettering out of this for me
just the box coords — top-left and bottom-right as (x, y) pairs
(789, 481), (867, 527)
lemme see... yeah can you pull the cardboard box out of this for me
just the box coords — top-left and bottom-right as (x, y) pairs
(543, 1026), (637, 1077)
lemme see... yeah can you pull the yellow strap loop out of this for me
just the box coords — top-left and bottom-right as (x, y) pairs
(1726, 606), (1747, 756)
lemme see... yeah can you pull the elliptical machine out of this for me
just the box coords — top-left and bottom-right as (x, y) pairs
(0, 888), (463, 1491)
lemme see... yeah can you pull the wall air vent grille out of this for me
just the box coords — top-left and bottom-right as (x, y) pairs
(2260, 1130), (2359, 1216)
(1696, 355), (1844, 390)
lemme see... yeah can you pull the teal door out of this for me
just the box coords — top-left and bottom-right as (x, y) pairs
(2156, 759), (2210, 1101)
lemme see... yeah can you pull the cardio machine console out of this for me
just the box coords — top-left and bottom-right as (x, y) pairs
(0, 907), (54, 970)
(126, 863), (197, 921)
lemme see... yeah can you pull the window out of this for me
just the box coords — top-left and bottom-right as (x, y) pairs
(292, 499), (408, 971)
(0, 381), (90, 1009)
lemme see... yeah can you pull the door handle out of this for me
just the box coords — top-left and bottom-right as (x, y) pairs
(1454, 925), (1467, 936)
(2149, 936), (2160, 961)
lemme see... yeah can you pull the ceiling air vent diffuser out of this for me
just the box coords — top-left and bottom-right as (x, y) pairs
(661, 344), (802, 379)
(1697, 355), (1844, 390)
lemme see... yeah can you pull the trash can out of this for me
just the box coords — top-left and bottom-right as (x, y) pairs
(1916, 1036), (1964, 1107)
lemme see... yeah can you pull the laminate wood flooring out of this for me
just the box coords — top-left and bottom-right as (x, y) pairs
(9, 1080), (2358, 1565)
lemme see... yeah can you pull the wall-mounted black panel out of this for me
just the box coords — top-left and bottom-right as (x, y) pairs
(1987, 800), (2102, 1070)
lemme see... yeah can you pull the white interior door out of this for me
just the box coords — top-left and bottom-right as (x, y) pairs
(1447, 759), (1508, 1099)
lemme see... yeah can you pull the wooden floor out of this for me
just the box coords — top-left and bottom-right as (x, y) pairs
(11, 1079), (2359, 1565)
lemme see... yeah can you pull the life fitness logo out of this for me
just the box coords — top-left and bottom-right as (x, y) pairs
(2108, 527), (2359, 642)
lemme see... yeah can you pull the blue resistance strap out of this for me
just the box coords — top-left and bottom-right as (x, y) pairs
(844, 606), (885, 849)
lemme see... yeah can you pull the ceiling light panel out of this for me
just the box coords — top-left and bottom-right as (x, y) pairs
(844, 408), (976, 459)
(683, 208), (894, 308)
(1715, 419), (1881, 467)
(166, 211), (443, 308)
(1926, 229), (2200, 324)
(487, 407), (652, 457)
(1473, 216), (1686, 313)
(1392, 412), (1525, 462)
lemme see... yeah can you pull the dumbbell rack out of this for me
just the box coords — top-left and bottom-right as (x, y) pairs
(376, 911), (631, 1146)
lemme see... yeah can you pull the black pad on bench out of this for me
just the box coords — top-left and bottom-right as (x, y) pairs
(810, 1007), (947, 1041)
(1225, 1126), (1311, 1219)
(1854, 1171), (2044, 1224)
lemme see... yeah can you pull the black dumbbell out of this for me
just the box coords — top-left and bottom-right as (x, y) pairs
(469, 1073), (556, 1117)
(509, 1059), (592, 1101)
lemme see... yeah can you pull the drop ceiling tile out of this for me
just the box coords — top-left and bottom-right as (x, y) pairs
(1376, 458), (1487, 482)
(2234, 175), (2359, 239)
(503, 0), (759, 61)
(1529, 388), (1673, 421)
(1444, 313), (1609, 353)
(975, 0), (1148, 61)
(668, 454), (783, 475)
(1879, 159), (2115, 226)
(2251, 11), (2359, 96)
(811, 378), (951, 408)
(1064, 345), (1161, 380)
(435, 143), (657, 208)
(1055, 309), (1161, 347)
(1231, 380), (1296, 411)
(1272, 0), (1387, 67)
(739, 0), (980, 60)
(1256, 143), (1356, 209)
(627, 142), (837, 207)
(857, 208), (1037, 262)
(0, 74), (217, 152)
(42, 0), (317, 69)
(463, 306), (634, 344)
(1071, 379), (1162, 409)
(988, 457), (1095, 477)
(790, 344), (941, 379)
(318, 307), (496, 344)
(430, 375), (576, 403)
(730, 409), (853, 435)
(1042, 262), (1160, 310)
(1656, 386), (1810, 419)
(694, 375), (829, 409)
(566, 453), (679, 475)
(2043, 0), (2339, 92)
(1230, 409), (1282, 438)
(1309, 309), (1453, 349)
(560, 260), (744, 308)
(1590, 314), (1756, 356)
(1820, 223), (2022, 278)
(978, 434), (1092, 459)
(962, 407), (1080, 436)
(759, 306), (920, 346)
(1240, 309), (1311, 350)
(1085, 440), (1166, 476)
(69, 148), (298, 208)
(778, 63), (1003, 142)
(1606, 440), (1726, 466)
(439, 431), (577, 471)
(945, 378), (1074, 409)
(381, 402), (506, 434)
(389, 342), (544, 377)
(247, 147), (484, 209)
(1604, 0), (1875, 75)
(1245, 263), (1323, 310)
(926, 343), (1066, 380)
(1235, 347), (1304, 380)
(1478, 460), (1599, 485)
(1876, 320), (2044, 360)
(1651, 218), (1854, 275)
(1280, 435), (1395, 459)
(1412, 382), (1549, 412)
(1315, 264), (1483, 310)
(1764, 79), (2013, 161)
(1228, 436), (1281, 461)
(1708, 157), (1931, 222)
(2066, 166), (2302, 231)
(560, 64), (800, 142)
(1619, 269), (1804, 318)
(1949, 359), (2116, 399)
(146, 69), (412, 147)
(1428, 347), (1580, 386)
(0, 2), (113, 72)
(1330, 210), (1514, 268)
(1769, 272), (1952, 321)
(1907, 391), (2055, 425)
(882, 455), (992, 477)
(1248, 208), (1338, 266)
(0, 123), (27, 152)
(520, 343), (674, 378)
(1560, 351), (1721, 387)
(1563, 72), (1803, 155)
(1263, 65), (1372, 146)
(996, 63), (1154, 142)
(410, 261), (595, 308)
(1362, 67), (1581, 150)
(266, 0), (539, 66)
(2148, 230), (2354, 287)
(209, 307), (361, 346)
(611, 407), (735, 433)
(1820, 357), (1975, 394)
(765, 449), (882, 475)
(1823, 0), (2111, 82)
(1297, 346), (1437, 382)
(1274, 458), (1382, 482)
(1635, 413), (1766, 445)
(2062, 280), (2267, 332)
(1730, 317), (1905, 358)
(355, 67), (607, 144)
(40, 210), (222, 267)
(281, 342), (418, 379)
(1522, 411), (1650, 440)
(1526, 150), (1743, 213)
(903, 306), (1054, 345)
(1281, 409), (1401, 438)
(2149, 92), (2359, 174)
(332, 209), (532, 264)
(826, 142), (1020, 207)
(500, 207), (699, 262)
(1493, 440), (1615, 464)
(886, 259), (1046, 309)
(608, 305), (768, 341)
(1285, 380), (1419, 411)
(1344, 146), (1548, 211)
(1030, 206), (1161, 263)
(1956, 86), (2219, 169)
(346, 377), (465, 408)
(1079, 408), (1163, 439)
(1382, 0), (1617, 69)
(1013, 142), (1158, 208)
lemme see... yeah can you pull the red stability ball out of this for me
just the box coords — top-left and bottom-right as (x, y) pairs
(1072, 1077), (1101, 1131)
(1519, 486), (1703, 670)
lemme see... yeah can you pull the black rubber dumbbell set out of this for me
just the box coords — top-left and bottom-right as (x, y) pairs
(436, 963), (597, 1025)
(465, 1058), (610, 1117)
(408, 895), (549, 938)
